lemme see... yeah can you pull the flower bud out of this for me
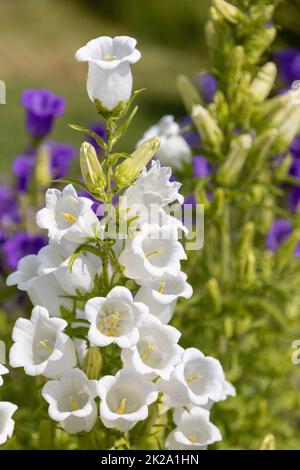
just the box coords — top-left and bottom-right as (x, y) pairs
(277, 106), (300, 150)
(80, 141), (105, 190)
(212, 0), (243, 24)
(192, 105), (223, 148)
(277, 228), (300, 269)
(35, 146), (51, 188)
(246, 27), (276, 65)
(274, 153), (292, 181)
(250, 62), (277, 103)
(206, 278), (222, 314)
(114, 136), (160, 187)
(260, 434), (276, 451)
(177, 75), (202, 113)
(83, 347), (102, 380)
(248, 129), (278, 172)
(218, 134), (252, 185)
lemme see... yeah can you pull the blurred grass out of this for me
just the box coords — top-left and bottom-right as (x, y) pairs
(0, 0), (208, 174)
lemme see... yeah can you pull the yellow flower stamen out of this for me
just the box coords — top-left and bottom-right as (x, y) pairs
(61, 213), (77, 224)
(188, 435), (197, 443)
(157, 282), (166, 294)
(141, 341), (157, 362)
(117, 398), (126, 415)
(70, 397), (80, 411)
(146, 247), (164, 258)
(186, 374), (201, 383)
(37, 339), (53, 354)
(104, 54), (116, 61)
(99, 312), (120, 337)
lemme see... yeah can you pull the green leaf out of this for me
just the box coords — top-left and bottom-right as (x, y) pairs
(111, 105), (138, 146)
(69, 124), (106, 151)
(68, 244), (100, 272)
(51, 177), (88, 191)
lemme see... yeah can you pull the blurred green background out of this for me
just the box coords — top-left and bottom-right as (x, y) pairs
(0, 0), (299, 174)
(1, 0), (300, 451)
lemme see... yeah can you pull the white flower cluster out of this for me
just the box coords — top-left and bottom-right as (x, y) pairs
(0, 365), (17, 446)
(6, 160), (234, 449)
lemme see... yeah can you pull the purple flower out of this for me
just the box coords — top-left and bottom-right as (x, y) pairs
(290, 135), (300, 160)
(21, 89), (65, 139)
(12, 142), (76, 191)
(46, 141), (77, 179)
(86, 122), (106, 154)
(197, 73), (217, 103)
(266, 219), (300, 256)
(193, 156), (212, 179)
(0, 184), (19, 224)
(181, 116), (201, 150)
(12, 154), (35, 191)
(273, 49), (300, 85)
(289, 187), (300, 213)
(3, 231), (46, 270)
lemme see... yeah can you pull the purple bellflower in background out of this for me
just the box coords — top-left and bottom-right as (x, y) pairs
(273, 49), (300, 85)
(266, 219), (300, 257)
(3, 231), (46, 270)
(21, 88), (65, 140)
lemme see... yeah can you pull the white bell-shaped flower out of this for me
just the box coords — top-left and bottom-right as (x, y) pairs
(135, 271), (192, 323)
(36, 184), (101, 243)
(97, 369), (158, 432)
(121, 315), (183, 380)
(85, 286), (148, 349)
(0, 402), (18, 446)
(75, 36), (141, 111)
(42, 368), (98, 434)
(0, 365), (9, 388)
(137, 116), (191, 170)
(10, 306), (77, 379)
(158, 348), (227, 407)
(122, 160), (184, 208)
(37, 240), (100, 296)
(119, 224), (187, 281)
(165, 406), (222, 450)
(6, 254), (73, 317)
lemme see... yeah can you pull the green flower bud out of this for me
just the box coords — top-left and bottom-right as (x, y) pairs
(228, 46), (244, 99)
(277, 106), (300, 150)
(177, 75), (202, 113)
(218, 134), (252, 185)
(83, 347), (102, 380)
(248, 129), (278, 173)
(260, 434), (276, 451)
(114, 136), (160, 187)
(276, 228), (300, 269)
(80, 141), (105, 190)
(35, 146), (51, 188)
(274, 153), (292, 181)
(246, 27), (276, 65)
(250, 62), (277, 103)
(212, 0), (243, 24)
(192, 104), (223, 148)
(206, 278), (222, 313)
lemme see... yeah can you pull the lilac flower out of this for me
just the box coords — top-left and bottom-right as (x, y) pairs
(21, 89), (65, 139)
(181, 116), (201, 150)
(12, 142), (76, 191)
(45, 142), (77, 179)
(273, 49), (300, 85)
(193, 156), (212, 179)
(86, 122), (106, 154)
(289, 187), (300, 213)
(197, 73), (217, 103)
(12, 155), (35, 191)
(0, 184), (19, 224)
(2, 232), (46, 270)
(266, 219), (300, 256)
